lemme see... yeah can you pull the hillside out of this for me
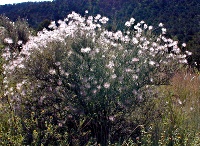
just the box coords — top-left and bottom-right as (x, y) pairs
(0, 0), (199, 38)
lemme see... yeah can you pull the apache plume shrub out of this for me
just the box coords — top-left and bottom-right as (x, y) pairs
(1, 11), (191, 145)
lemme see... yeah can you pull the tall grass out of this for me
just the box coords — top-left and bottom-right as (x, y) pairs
(149, 69), (200, 146)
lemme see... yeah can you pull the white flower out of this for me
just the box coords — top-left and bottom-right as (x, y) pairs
(106, 61), (114, 69)
(182, 43), (186, 47)
(172, 47), (181, 54)
(104, 82), (110, 89)
(124, 35), (130, 42)
(95, 48), (100, 53)
(125, 68), (132, 72)
(144, 24), (148, 29)
(109, 116), (115, 121)
(4, 38), (13, 44)
(16, 83), (22, 90)
(65, 72), (69, 77)
(48, 21), (57, 29)
(111, 74), (117, 79)
(149, 61), (156, 66)
(55, 62), (61, 66)
(92, 89), (97, 94)
(140, 20), (145, 24)
(185, 51), (192, 56)
(18, 64), (25, 68)
(149, 47), (154, 52)
(9, 87), (13, 92)
(81, 47), (91, 53)
(179, 59), (187, 64)
(132, 37), (139, 44)
(134, 25), (139, 30)
(126, 31), (130, 35)
(135, 33), (141, 38)
(17, 40), (23, 45)
(99, 17), (109, 24)
(161, 28), (167, 34)
(132, 74), (138, 80)
(85, 10), (88, 14)
(87, 16), (93, 21)
(148, 26), (153, 30)
(49, 69), (56, 75)
(97, 85), (101, 90)
(130, 18), (135, 24)
(177, 99), (182, 105)
(64, 18), (69, 22)
(125, 21), (131, 27)
(177, 54), (186, 59)
(132, 58), (139, 62)
(95, 14), (101, 20)
(158, 23), (164, 27)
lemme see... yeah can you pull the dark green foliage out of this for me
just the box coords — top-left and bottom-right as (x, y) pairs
(36, 19), (51, 31)
(187, 32), (200, 68)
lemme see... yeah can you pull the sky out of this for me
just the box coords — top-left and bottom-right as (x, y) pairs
(0, 0), (53, 5)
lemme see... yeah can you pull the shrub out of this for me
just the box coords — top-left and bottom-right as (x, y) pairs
(1, 11), (191, 145)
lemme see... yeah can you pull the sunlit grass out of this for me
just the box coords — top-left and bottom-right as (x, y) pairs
(152, 68), (200, 146)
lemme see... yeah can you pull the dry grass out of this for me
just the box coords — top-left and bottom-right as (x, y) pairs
(154, 68), (200, 145)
